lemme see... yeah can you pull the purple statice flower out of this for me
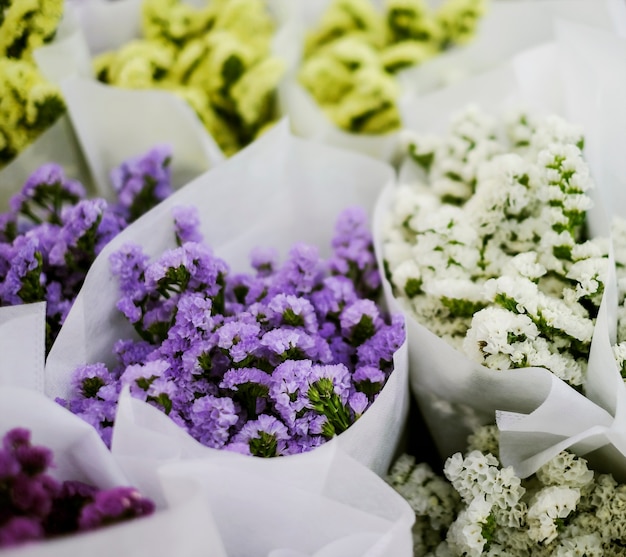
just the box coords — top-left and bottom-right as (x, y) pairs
(328, 206), (381, 298)
(78, 487), (155, 531)
(225, 273), (266, 314)
(0, 146), (176, 354)
(268, 359), (310, 428)
(260, 327), (317, 362)
(189, 395), (239, 448)
(0, 428), (155, 549)
(110, 144), (173, 222)
(270, 243), (324, 296)
(356, 313), (405, 369)
(62, 204), (404, 458)
(267, 293), (318, 333)
(353, 365), (386, 398)
(113, 339), (156, 369)
(219, 367), (272, 418)
(120, 359), (170, 401)
(250, 246), (279, 277)
(310, 275), (358, 321)
(339, 299), (381, 346)
(229, 414), (290, 458)
(9, 163), (85, 225)
(216, 318), (261, 364)
(48, 199), (107, 268)
(303, 364), (353, 437)
(172, 205), (203, 245)
(70, 363), (115, 400)
(348, 391), (369, 416)
(0, 235), (44, 305)
(109, 244), (150, 324)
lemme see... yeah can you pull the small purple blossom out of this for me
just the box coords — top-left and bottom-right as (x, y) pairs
(110, 144), (173, 222)
(189, 395), (239, 448)
(231, 414), (290, 458)
(172, 205), (203, 245)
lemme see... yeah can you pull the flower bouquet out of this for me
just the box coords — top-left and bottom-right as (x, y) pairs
(0, 387), (227, 556)
(280, 0), (487, 161)
(387, 425), (626, 556)
(375, 20), (626, 481)
(33, 0), (299, 195)
(11, 124), (414, 555)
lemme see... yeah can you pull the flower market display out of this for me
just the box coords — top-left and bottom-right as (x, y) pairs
(383, 105), (607, 389)
(59, 206), (405, 454)
(0, 0), (65, 166)
(93, 0), (285, 156)
(0, 146), (173, 350)
(387, 424), (626, 556)
(1, 0), (626, 555)
(0, 427), (154, 549)
(299, 0), (487, 135)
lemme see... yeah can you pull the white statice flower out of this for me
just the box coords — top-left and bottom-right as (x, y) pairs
(386, 455), (461, 556)
(551, 533), (604, 556)
(390, 258), (422, 298)
(612, 342), (626, 379)
(463, 307), (538, 370)
(529, 114), (585, 156)
(384, 105), (608, 391)
(526, 486), (580, 544)
(535, 451), (594, 490)
(502, 252), (546, 282)
(504, 107), (539, 149)
(446, 506), (489, 557)
(389, 426), (626, 556)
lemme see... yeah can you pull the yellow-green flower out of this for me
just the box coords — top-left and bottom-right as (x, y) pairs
(0, 0), (63, 60)
(99, 0), (284, 155)
(0, 58), (65, 165)
(299, 0), (488, 135)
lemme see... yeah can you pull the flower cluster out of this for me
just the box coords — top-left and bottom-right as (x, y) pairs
(383, 106), (608, 388)
(0, 0), (63, 60)
(59, 206), (404, 455)
(299, 0), (487, 134)
(0, 0), (65, 166)
(0, 59), (65, 166)
(387, 425), (626, 556)
(0, 145), (173, 350)
(0, 427), (154, 549)
(94, 0), (284, 156)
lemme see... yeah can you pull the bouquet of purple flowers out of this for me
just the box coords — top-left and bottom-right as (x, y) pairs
(0, 145), (173, 351)
(0, 427), (154, 549)
(60, 205), (405, 455)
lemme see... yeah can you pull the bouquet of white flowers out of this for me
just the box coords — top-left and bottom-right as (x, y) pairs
(375, 20), (626, 480)
(387, 425), (626, 556)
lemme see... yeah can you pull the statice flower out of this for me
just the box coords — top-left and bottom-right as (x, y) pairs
(0, 145), (176, 351)
(299, 0), (487, 134)
(110, 144), (173, 222)
(94, 0), (284, 155)
(387, 425), (626, 556)
(384, 105), (608, 388)
(0, 428), (154, 549)
(64, 206), (404, 457)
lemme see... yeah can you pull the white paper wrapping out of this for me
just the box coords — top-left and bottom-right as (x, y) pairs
(112, 389), (414, 557)
(380, 21), (626, 478)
